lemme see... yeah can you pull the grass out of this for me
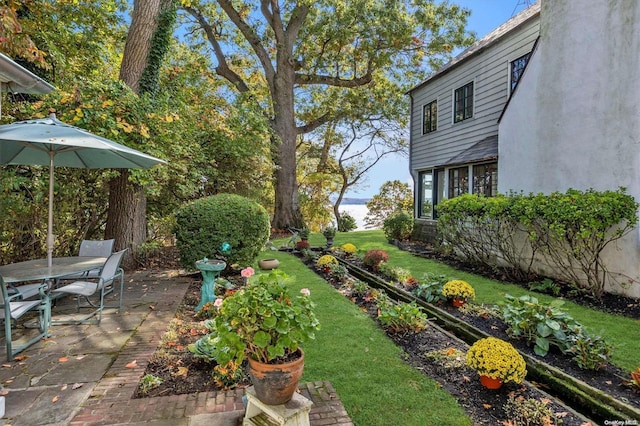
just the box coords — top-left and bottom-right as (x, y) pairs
(254, 250), (471, 426)
(324, 230), (640, 371)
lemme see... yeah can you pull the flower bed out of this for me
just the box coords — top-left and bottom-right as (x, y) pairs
(311, 246), (640, 424)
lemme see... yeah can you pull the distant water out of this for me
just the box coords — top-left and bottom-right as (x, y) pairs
(340, 204), (376, 230)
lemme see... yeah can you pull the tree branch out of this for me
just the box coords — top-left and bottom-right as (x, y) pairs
(183, 6), (250, 93)
(216, 0), (276, 82)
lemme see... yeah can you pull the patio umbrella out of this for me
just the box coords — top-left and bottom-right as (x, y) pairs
(0, 53), (55, 117)
(0, 113), (166, 267)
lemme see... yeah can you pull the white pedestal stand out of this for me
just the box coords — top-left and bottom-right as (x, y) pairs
(243, 386), (312, 426)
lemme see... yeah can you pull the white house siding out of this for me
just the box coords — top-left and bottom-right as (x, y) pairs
(409, 9), (539, 174)
(499, 0), (640, 298)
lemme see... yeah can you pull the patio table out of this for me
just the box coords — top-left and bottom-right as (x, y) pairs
(0, 256), (106, 360)
(0, 256), (107, 284)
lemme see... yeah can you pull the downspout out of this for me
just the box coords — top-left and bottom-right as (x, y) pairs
(408, 92), (418, 220)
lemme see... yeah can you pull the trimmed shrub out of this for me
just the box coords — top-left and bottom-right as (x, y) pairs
(338, 212), (358, 232)
(174, 193), (270, 269)
(382, 211), (414, 241)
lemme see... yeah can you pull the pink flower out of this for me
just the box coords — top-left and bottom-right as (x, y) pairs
(300, 288), (310, 296)
(241, 267), (255, 278)
(213, 298), (223, 307)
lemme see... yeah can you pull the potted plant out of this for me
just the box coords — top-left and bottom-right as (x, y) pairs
(322, 226), (336, 248)
(299, 227), (310, 241)
(465, 337), (527, 389)
(316, 254), (338, 273)
(189, 269), (320, 405)
(441, 279), (476, 307)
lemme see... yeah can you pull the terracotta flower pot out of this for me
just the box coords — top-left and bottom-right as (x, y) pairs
(248, 349), (304, 405)
(452, 298), (466, 307)
(258, 258), (280, 270)
(480, 375), (503, 389)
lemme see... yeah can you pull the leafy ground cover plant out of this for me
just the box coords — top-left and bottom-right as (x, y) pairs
(412, 272), (450, 303)
(376, 295), (428, 333)
(504, 395), (560, 426)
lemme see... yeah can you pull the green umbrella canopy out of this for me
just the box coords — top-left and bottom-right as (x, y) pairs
(0, 113), (166, 267)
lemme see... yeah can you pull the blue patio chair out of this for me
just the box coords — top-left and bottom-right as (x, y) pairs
(0, 276), (50, 361)
(51, 249), (126, 325)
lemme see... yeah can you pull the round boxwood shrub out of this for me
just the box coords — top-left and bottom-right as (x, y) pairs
(382, 211), (414, 241)
(174, 193), (270, 269)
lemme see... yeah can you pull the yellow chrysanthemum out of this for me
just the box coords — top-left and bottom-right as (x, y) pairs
(465, 337), (527, 384)
(316, 254), (338, 267)
(442, 280), (476, 300)
(341, 243), (357, 254)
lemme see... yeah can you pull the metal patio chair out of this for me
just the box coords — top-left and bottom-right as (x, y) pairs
(51, 249), (126, 325)
(0, 276), (50, 361)
(9, 239), (115, 301)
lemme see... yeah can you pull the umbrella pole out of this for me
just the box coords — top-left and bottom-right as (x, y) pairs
(47, 152), (54, 268)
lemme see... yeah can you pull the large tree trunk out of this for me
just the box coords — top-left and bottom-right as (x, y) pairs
(107, 0), (165, 268)
(270, 50), (304, 229)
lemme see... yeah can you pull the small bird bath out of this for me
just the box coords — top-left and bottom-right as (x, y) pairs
(194, 258), (226, 311)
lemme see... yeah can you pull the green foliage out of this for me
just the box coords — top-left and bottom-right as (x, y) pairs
(376, 297), (428, 333)
(139, 0), (178, 96)
(378, 262), (412, 284)
(528, 278), (561, 296)
(436, 188), (639, 297)
(189, 270), (320, 365)
(504, 396), (559, 426)
(338, 212), (358, 232)
(174, 193), (270, 269)
(362, 249), (389, 272)
(382, 211), (414, 241)
(365, 180), (413, 228)
(567, 330), (612, 371)
(499, 293), (611, 369)
(139, 374), (163, 394)
(212, 361), (245, 390)
(413, 272), (449, 304)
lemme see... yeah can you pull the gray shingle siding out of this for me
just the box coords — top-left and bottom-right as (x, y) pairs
(409, 5), (540, 173)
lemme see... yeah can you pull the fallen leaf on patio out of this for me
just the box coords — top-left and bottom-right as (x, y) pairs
(172, 366), (188, 378)
(0, 390), (9, 396)
(125, 360), (137, 368)
(13, 355), (27, 361)
(72, 383), (83, 390)
(2, 364), (11, 368)
(556, 411), (568, 418)
(75, 355), (86, 360)
(51, 395), (59, 403)
(482, 404), (492, 409)
(462, 375), (470, 382)
(149, 305), (156, 310)
(61, 384), (67, 391)
(58, 357), (68, 363)
(605, 380), (612, 385)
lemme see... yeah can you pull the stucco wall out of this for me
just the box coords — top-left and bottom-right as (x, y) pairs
(499, 0), (640, 298)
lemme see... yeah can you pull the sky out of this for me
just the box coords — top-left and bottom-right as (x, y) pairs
(345, 0), (537, 199)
